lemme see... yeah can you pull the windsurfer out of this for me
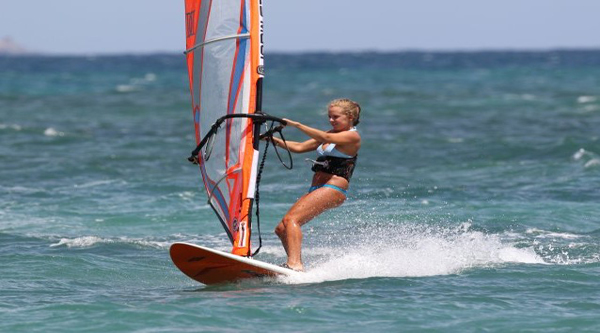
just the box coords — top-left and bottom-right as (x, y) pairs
(266, 98), (362, 271)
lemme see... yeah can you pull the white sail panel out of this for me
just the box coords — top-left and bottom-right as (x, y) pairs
(185, 0), (260, 255)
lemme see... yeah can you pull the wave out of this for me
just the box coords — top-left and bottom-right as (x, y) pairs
(516, 228), (600, 265)
(49, 236), (169, 249)
(279, 222), (544, 284)
(572, 148), (600, 169)
(43, 127), (65, 137)
(20, 221), (600, 286)
(115, 73), (157, 93)
(1, 185), (48, 194)
(525, 228), (585, 240)
(0, 123), (22, 131)
(47, 233), (230, 251)
(577, 95), (598, 104)
(72, 179), (126, 189)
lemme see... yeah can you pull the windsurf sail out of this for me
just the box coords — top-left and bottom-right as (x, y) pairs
(183, 0), (286, 257)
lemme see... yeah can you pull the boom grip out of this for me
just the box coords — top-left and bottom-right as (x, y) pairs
(188, 112), (287, 161)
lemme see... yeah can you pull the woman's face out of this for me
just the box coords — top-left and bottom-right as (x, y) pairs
(328, 106), (353, 131)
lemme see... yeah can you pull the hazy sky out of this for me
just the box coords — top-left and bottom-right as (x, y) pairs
(1, 0), (599, 55)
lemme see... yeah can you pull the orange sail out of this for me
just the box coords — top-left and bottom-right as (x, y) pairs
(184, 0), (265, 256)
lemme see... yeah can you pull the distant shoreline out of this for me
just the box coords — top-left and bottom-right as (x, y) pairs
(1, 47), (600, 58)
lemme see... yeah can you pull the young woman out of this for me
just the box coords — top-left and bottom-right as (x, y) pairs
(266, 98), (361, 271)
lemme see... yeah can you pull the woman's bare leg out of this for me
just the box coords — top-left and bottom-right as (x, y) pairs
(275, 187), (346, 271)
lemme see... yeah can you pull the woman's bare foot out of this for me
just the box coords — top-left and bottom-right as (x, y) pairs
(281, 263), (304, 272)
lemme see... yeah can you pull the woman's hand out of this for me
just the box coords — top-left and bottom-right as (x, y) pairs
(282, 118), (300, 128)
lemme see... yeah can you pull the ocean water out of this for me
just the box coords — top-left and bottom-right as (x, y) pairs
(1, 50), (600, 332)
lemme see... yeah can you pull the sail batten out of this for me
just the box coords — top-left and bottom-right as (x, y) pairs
(184, 33), (251, 54)
(185, 0), (262, 256)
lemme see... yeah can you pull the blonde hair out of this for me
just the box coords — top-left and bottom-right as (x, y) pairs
(328, 98), (361, 126)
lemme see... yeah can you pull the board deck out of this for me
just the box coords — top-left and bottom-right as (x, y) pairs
(170, 242), (295, 285)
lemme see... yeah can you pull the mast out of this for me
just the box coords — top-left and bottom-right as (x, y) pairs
(231, 0), (264, 257)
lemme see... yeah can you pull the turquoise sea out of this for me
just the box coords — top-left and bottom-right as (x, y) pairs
(2, 50), (600, 332)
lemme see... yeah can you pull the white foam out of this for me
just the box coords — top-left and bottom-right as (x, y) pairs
(115, 73), (157, 93)
(447, 137), (464, 143)
(573, 148), (587, 160)
(177, 191), (196, 201)
(44, 128), (65, 137)
(577, 96), (597, 104)
(51, 236), (104, 248)
(0, 123), (22, 131)
(279, 223), (543, 284)
(2, 185), (46, 194)
(144, 73), (157, 82)
(525, 228), (584, 240)
(521, 94), (536, 101)
(584, 158), (600, 168)
(497, 247), (542, 263)
(536, 243), (600, 265)
(73, 179), (123, 189)
(50, 236), (169, 249)
(572, 148), (600, 165)
(116, 84), (138, 93)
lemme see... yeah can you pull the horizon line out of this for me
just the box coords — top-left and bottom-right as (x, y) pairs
(2, 46), (600, 58)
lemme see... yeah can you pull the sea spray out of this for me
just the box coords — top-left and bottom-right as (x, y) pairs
(281, 222), (543, 284)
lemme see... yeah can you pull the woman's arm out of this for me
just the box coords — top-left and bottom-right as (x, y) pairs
(268, 136), (320, 153)
(283, 119), (360, 145)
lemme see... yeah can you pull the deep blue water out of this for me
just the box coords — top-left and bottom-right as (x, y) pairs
(1, 50), (600, 332)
